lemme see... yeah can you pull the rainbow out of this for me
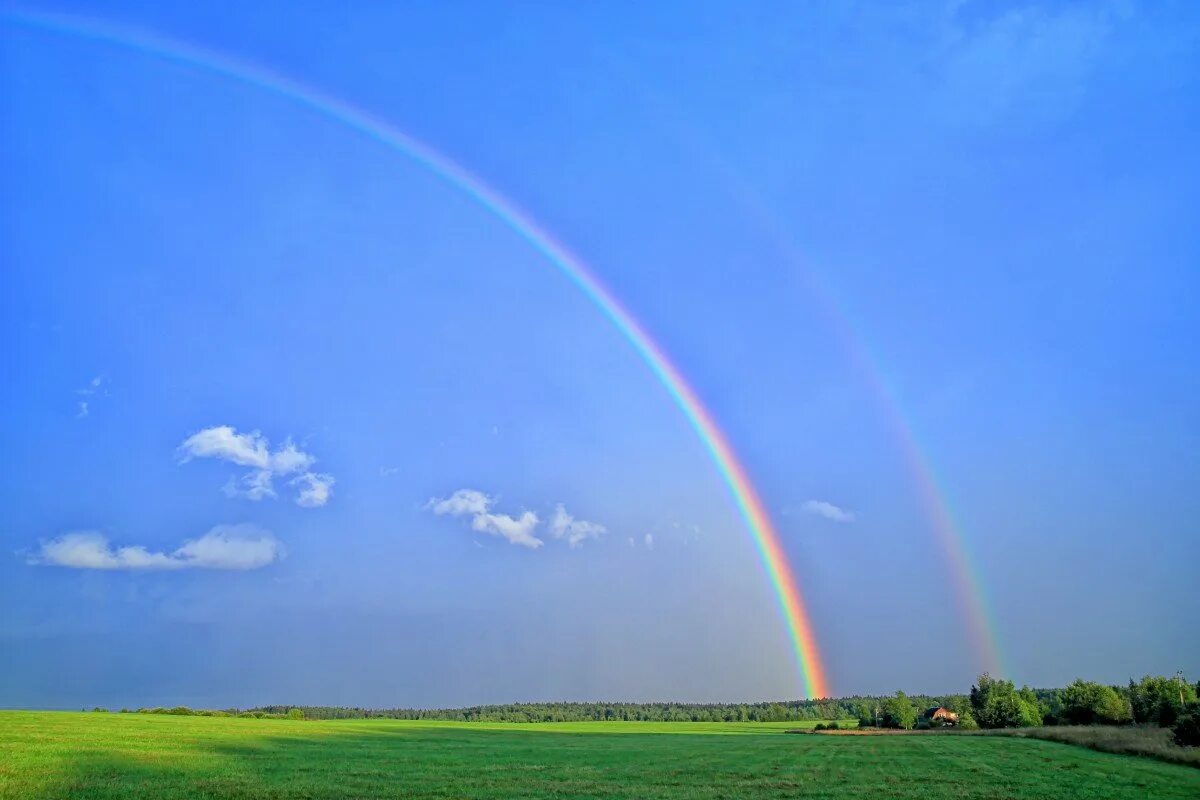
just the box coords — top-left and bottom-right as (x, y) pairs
(3, 9), (832, 698)
(691, 161), (1004, 675)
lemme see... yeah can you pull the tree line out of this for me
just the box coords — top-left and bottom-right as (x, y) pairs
(97, 672), (1199, 747)
(856, 672), (1198, 747)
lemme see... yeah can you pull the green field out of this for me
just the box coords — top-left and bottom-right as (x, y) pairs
(1, 712), (1197, 799)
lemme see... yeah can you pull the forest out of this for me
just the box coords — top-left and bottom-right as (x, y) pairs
(219, 672), (1198, 744)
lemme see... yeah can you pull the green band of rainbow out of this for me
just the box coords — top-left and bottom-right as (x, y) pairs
(4, 9), (831, 698)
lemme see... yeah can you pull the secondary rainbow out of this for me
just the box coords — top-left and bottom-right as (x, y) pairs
(3, 9), (831, 698)
(696, 164), (1004, 675)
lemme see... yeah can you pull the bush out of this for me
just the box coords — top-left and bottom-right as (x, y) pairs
(813, 723), (826, 731)
(287, 708), (304, 720)
(826, 722), (840, 731)
(1173, 704), (1200, 747)
(1061, 680), (1132, 725)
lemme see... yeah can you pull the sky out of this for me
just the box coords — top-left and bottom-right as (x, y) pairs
(1, 0), (1197, 710)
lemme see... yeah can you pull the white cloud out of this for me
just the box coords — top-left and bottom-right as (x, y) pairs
(430, 489), (491, 517)
(74, 375), (108, 418)
(223, 469), (277, 501)
(178, 426), (271, 469)
(934, 2), (1121, 127)
(76, 375), (107, 396)
(178, 426), (331, 507)
(802, 500), (856, 523)
(644, 533), (654, 549)
(549, 504), (606, 548)
(292, 473), (335, 508)
(30, 524), (283, 571)
(172, 524), (284, 569)
(430, 489), (543, 549)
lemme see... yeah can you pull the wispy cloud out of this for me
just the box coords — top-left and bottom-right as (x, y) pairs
(76, 375), (107, 396)
(933, 1), (1121, 127)
(429, 489), (542, 549)
(74, 375), (108, 418)
(644, 533), (654, 549)
(178, 426), (333, 507)
(802, 500), (856, 523)
(549, 504), (606, 549)
(30, 524), (283, 571)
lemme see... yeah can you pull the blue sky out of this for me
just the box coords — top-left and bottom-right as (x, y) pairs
(1, 0), (1197, 709)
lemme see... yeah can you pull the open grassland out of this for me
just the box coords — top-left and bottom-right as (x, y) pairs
(969, 725), (1200, 768)
(2, 711), (1198, 799)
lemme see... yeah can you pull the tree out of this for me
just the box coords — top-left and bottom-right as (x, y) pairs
(287, 708), (304, 720)
(1060, 680), (1132, 725)
(1017, 687), (1044, 727)
(970, 674), (1040, 729)
(1129, 675), (1196, 727)
(880, 692), (917, 730)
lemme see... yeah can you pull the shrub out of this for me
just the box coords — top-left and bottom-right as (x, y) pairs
(1173, 704), (1200, 747)
(287, 708), (304, 720)
(813, 723), (826, 731)
(826, 722), (839, 731)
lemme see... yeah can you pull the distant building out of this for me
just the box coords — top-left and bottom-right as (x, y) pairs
(922, 707), (960, 725)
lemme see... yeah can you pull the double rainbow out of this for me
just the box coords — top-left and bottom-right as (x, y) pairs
(5, 7), (999, 699)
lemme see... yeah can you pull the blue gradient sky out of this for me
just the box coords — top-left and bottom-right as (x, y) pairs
(1, 0), (1197, 709)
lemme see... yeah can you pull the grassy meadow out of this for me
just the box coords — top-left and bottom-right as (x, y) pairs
(2, 711), (1198, 799)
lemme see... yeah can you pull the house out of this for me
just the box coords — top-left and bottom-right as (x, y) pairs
(922, 706), (960, 725)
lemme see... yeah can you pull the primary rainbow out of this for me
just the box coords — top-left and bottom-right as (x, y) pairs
(4, 9), (831, 698)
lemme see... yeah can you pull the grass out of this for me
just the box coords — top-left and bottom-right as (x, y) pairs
(969, 725), (1200, 768)
(1, 711), (1198, 799)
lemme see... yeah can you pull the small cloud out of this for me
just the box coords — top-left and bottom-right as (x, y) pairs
(292, 473), (334, 508)
(29, 524), (283, 571)
(178, 426), (331, 507)
(802, 500), (855, 523)
(644, 533), (654, 549)
(74, 375), (108, 417)
(549, 504), (606, 549)
(76, 375), (107, 396)
(379, 466), (400, 478)
(178, 426), (271, 469)
(429, 489), (542, 549)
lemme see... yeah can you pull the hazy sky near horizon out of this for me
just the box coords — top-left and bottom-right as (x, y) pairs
(2, 1), (1197, 710)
